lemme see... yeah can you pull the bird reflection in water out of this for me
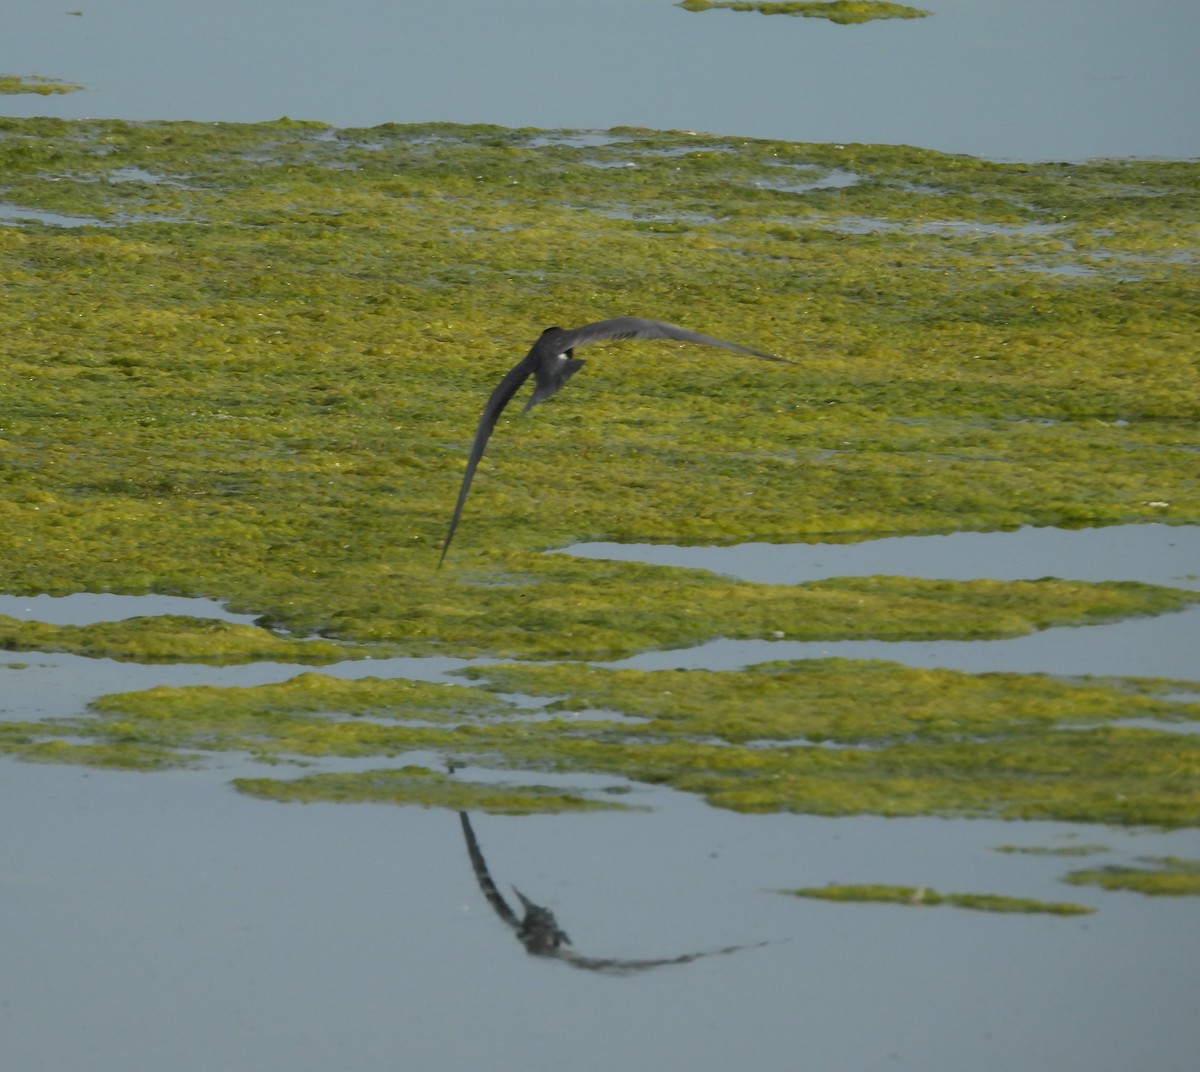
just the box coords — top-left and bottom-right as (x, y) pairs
(458, 811), (766, 974)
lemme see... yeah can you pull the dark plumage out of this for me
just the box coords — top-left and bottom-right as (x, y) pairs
(438, 317), (782, 565)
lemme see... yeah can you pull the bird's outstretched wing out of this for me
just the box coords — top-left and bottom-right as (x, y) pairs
(556, 317), (783, 361)
(438, 318), (783, 565)
(438, 356), (535, 567)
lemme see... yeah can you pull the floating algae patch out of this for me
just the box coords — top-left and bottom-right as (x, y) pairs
(233, 764), (628, 814)
(0, 722), (187, 770)
(781, 884), (1093, 916)
(299, 560), (1198, 660)
(1062, 856), (1200, 896)
(5, 655), (1198, 824)
(0, 614), (398, 664)
(0, 74), (82, 96)
(457, 659), (1200, 825)
(0, 117), (1197, 652)
(460, 658), (1200, 744)
(0, 670), (629, 811)
(78, 672), (525, 760)
(677, 2), (929, 24)
(993, 843), (1110, 857)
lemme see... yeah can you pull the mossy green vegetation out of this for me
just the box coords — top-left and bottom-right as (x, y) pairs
(1062, 856), (1200, 896)
(678, 1), (929, 24)
(5, 657), (1196, 825)
(83, 671), (521, 758)
(1, 117), (1198, 823)
(459, 658), (1200, 744)
(781, 884), (1093, 915)
(0, 721), (188, 769)
(0, 74), (82, 96)
(0, 613), (397, 664)
(994, 842), (1109, 857)
(1, 117), (1197, 651)
(1, 572), (1190, 664)
(233, 764), (629, 813)
(454, 659), (1200, 824)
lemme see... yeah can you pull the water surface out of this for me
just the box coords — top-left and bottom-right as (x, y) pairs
(3, 0), (1197, 160)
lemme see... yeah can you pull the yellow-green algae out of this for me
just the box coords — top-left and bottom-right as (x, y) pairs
(0, 573), (1192, 663)
(1, 117), (1199, 822)
(458, 659), (1200, 743)
(0, 613), (401, 664)
(0, 723), (185, 770)
(449, 660), (1200, 825)
(1062, 856), (1200, 896)
(233, 764), (628, 814)
(0, 117), (1196, 648)
(678, 1), (929, 24)
(82, 671), (522, 758)
(781, 884), (1093, 915)
(7, 659), (1197, 826)
(994, 843), (1109, 857)
(0, 75), (82, 96)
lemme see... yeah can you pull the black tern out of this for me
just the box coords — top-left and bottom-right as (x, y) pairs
(438, 316), (782, 565)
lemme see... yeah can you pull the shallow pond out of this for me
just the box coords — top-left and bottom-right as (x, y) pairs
(1, 7), (1197, 1067)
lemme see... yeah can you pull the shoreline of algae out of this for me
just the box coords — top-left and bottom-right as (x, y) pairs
(1, 116), (1198, 821)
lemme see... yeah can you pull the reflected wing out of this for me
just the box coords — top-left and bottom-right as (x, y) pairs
(557, 317), (783, 361)
(439, 356), (535, 566)
(458, 812), (521, 930)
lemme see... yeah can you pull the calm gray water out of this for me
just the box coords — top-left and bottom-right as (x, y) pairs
(3, 760), (1198, 1072)
(3, 0), (1198, 161)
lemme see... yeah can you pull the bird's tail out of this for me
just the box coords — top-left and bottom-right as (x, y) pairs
(524, 354), (584, 413)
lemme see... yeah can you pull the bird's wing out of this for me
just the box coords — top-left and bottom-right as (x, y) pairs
(439, 356), (535, 566)
(556, 317), (783, 361)
(458, 813), (522, 930)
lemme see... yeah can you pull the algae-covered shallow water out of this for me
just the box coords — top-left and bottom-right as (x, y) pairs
(1, 112), (1198, 1071)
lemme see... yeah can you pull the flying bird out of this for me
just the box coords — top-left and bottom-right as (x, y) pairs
(438, 316), (782, 565)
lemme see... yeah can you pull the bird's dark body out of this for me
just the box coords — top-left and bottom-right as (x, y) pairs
(438, 317), (781, 565)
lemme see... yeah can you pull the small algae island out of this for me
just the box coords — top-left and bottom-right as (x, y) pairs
(1, 116), (1198, 847)
(677, 1), (930, 25)
(0, 74), (82, 96)
(780, 885), (1094, 916)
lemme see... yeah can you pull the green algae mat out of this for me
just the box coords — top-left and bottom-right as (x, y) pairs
(0, 74), (82, 96)
(1, 116), (1198, 830)
(677, 1), (929, 24)
(779, 884), (1094, 915)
